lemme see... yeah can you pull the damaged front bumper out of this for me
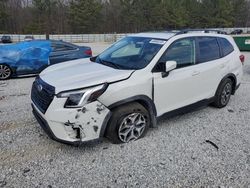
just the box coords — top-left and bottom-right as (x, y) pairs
(32, 98), (111, 145)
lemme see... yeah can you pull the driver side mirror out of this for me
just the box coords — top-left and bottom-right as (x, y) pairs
(161, 61), (177, 78)
(165, 61), (177, 72)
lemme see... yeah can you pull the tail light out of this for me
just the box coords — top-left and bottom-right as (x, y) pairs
(239, 54), (245, 65)
(85, 49), (92, 56)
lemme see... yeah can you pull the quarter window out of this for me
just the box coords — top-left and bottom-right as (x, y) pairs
(218, 38), (234, 57)
(197, 37), (220, 63)
(159, 38), (196, 68)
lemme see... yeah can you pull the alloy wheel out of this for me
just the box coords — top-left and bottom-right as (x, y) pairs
(0, 65), (11, 80)
(118, 113), (147, 143)
(221, 83), (232, 105)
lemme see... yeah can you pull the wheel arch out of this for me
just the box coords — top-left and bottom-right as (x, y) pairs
(107, 95), (157, 128)
(0, 63), (14, 79)
(217, 73), (237, 95)
(0, 63), (15, 72)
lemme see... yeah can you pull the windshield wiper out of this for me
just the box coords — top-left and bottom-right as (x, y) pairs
(90, 56), (96, 62)
(98, 58), (122, 69)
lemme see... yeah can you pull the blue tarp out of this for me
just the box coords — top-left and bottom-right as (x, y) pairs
(0, 41), (52, 73)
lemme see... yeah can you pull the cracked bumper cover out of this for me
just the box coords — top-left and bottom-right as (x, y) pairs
(32, 97), (111, 144)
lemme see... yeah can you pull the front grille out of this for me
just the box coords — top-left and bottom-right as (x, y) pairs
(31, 77), (55, 114)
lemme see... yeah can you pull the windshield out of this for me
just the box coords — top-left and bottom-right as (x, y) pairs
(95, 37), (166, 70)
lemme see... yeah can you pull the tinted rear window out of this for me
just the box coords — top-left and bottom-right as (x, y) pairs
(218, 38), (234, 56)
(51, 43), (76, 52)
(198, 37), (220, 63)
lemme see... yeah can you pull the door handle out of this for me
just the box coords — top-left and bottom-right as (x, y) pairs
(192, 71), (200, 76)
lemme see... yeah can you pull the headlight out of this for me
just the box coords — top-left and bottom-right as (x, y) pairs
(57, 83), (108, 108)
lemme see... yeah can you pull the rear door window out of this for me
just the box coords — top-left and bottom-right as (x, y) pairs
(218, 38), (234, 57)
(51, 43), (76, 52)
(197, 37), (220, 63)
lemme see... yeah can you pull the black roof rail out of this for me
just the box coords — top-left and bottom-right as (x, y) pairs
(175, 29), (227, 35)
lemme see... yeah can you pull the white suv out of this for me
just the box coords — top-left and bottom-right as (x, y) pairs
(31, 31), (244, 145)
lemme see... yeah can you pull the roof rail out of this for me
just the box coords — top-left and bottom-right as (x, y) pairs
(175, 29), (227, 35)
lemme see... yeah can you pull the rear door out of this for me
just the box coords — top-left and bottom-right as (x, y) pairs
(49, 42), (78, 64)
(16, 48), (49, 75)
(218, 37), (243, 85)
(194, 37), (226, 98)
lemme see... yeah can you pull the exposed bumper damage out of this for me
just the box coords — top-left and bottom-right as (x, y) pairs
(32, 99), (111, 144)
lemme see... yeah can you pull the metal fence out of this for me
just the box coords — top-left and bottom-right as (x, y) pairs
(1, 28), (250, 43)
(0, 33), (130, 43)
(0, 34), (46, 43)
(49, 33), (130, 43)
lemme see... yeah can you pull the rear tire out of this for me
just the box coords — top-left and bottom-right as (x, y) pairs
(0, 64), (12, 80)
(105, 102), (150, 144)
(212, 78), (233, 108)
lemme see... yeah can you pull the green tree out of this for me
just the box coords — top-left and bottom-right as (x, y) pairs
(0, 0), (8, 33)
(199, 0), (234, 28)
(69, 0), (102, 33)
(0, 0), (250, 34)
(101, 0), (123, 33)
(231, 0), (249, 27)
(32, 0), (58, 37)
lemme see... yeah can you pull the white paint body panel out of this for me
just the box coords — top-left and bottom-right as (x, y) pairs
(32, 32), (243, 143)
(40, 58), (133, 93)
(99, 69), (153, 107)
(33, 99), (110, 142)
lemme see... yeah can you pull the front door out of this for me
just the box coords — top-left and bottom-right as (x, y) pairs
(153, 37), (205, 116)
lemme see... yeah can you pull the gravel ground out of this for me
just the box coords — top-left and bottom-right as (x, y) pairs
(0, 44), (250, 187)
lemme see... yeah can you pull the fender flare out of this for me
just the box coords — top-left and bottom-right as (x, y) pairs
(108, 95), (157, 128)
(216, 73), (237, 95)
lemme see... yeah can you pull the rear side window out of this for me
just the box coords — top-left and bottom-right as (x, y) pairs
(218, 38), (234, 57)
(51, 43), (76, 52)
(197, 37), (220, 63)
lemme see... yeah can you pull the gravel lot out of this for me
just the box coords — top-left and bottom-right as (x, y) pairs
(0, 43), (250, 187)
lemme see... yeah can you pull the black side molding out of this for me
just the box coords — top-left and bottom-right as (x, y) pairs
(108, 95), (157, 128)
(235, 84), (240, 91)
(217, 73), (237, 95)
(157, 97), (215, 121)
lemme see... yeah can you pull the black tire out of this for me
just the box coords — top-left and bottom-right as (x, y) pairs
(105, 102), (150, 144)
(212, 78), (233, 108)
(0, 64), (12, 80)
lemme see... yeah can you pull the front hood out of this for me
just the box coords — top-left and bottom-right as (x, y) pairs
(40, 58), (134, 93)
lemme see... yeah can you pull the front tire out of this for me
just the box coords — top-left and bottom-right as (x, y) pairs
(212, 78), (233, 108)
(105, 102), (150, 144)
(0, 64), (12, 80)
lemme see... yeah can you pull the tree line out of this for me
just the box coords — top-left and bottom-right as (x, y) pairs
(0, 0), (250, 34)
